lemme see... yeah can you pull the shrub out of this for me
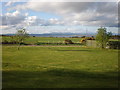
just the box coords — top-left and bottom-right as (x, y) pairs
(64, 39), (74, 44)
(85, 37), (95, 40)
(20, 42), (30, 45)
(81, 36), (86, 38)
(2, 40), (8, 44)
(107, 41), (120, 49)
(35, 42), (42, 45)
(80, 38), (86, 45)
(2, 40), (19, 44)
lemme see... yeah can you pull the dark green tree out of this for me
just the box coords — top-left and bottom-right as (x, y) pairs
(96, 27), (112, 49)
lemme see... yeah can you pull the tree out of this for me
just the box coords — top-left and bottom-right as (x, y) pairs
(96, 27), (112, 49)
(15, 28), (29, 50)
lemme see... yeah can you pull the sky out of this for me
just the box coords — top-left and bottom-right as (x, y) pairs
(0, 0), (119, 34)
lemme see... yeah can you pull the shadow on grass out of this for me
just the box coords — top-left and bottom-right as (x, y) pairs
(47, 48), (92, 52)
(57, 50), (91, 52)
(2, 69), (118, 88)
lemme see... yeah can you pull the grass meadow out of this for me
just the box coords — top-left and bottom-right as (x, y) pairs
(2, 46), (118, 88)
(2, 36), (82, 44)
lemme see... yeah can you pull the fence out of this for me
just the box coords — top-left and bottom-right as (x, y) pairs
(86, 40), (120, 49)
(86, 40), (97, 48)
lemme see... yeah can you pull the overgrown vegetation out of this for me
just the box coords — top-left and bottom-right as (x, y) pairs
(107, 41), (120, 49)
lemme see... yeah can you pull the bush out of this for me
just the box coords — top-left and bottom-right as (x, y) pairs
(107, 41), (120, 49)
(80, 38), (86, 43)
(2, 40), (8, 44)
(64, 39), (74, 44)
(80, 38), (86, 45)
(2, 40), (30, 45)
(81, 36), (86, 38)
(11, 41), (19, 44)
(85, 37), (95, 40)
(2, 40), (19, 44)
(20, 42), (30, 45)
(35, 42), (43, 45)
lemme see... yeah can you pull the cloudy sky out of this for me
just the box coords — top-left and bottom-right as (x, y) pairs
(0, 0), (119, 34)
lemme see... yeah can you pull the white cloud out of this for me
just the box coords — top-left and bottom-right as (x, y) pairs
(25, 13), (29, 16)
(5, 1), (13, 6)
(7, 2), (118, 27)
(5, 0), (21, 6)
(6, 10), (20, 16)
(0, 25), (9, 29)
(1, 10), (26, 26)
(48, 18), (64, 25)
(1, 1), (119, 34)
(1, 10), (40, 31)
(24, 16), (37, 26)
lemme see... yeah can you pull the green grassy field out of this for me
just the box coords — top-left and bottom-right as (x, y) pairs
(2, 36), (82, 44)
(2, 36), (119, 45)
(2, 46), (118, 88)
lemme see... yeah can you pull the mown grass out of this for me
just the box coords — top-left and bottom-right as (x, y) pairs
(2, 46), (118, 88)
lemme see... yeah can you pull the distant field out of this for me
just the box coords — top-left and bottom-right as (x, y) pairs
(2, 36), (119, 44)
(2, 36), (82, 44)
(2, 46), (118, 88)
